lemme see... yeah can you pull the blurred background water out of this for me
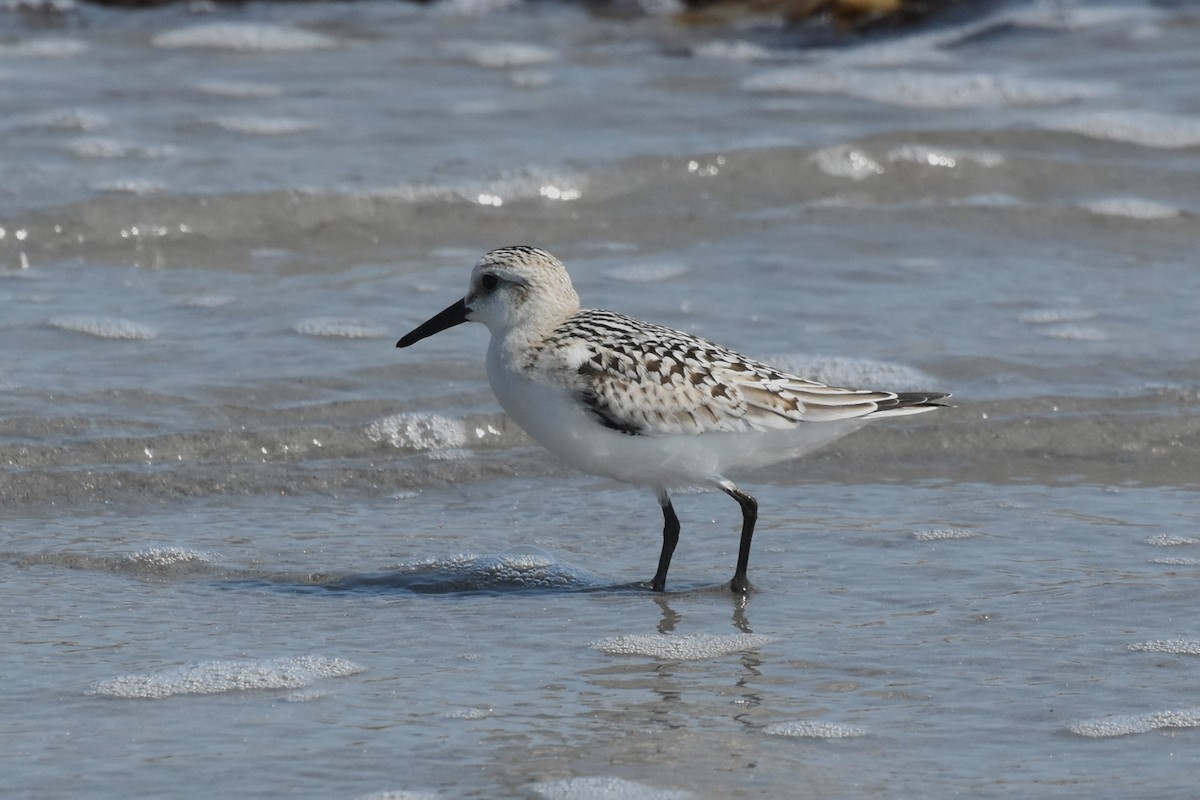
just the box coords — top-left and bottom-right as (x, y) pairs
(2, 0), (1199, 797)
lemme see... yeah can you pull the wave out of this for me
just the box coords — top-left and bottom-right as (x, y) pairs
(1, 391), (1198, 507)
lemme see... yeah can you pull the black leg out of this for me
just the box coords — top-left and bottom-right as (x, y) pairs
(651, 489), (679, 592)
(721, 482), (758, 593)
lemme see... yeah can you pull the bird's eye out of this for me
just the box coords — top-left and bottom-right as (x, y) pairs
(481, 273), (499, 292)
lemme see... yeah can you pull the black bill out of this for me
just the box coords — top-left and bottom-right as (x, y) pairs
(396, 298), (470, 348)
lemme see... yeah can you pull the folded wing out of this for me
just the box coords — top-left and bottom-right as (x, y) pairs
(534, 310), (948, 436)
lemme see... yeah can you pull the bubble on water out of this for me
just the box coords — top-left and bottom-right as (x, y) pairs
(365, 413), (467, 451)
(152, 22), (338, 52)
(295, 318), (387, 339)
(47, 315), (157, 340)
(90, 655), (365, 699)
(122, 547), (213, 569)
(592, 632), (777, 661)
(348, 550), (598, 592)
(531, 776), (693, 800)
(912, 528), (975, 541)
(810, 145), (884, 181)
(1068, 708), (1200, 738)
(762, 720), (869, 739)
(1128, 640), (1200, 655)
(447, 551), (585, 589)
(887, 144), (1004, 169)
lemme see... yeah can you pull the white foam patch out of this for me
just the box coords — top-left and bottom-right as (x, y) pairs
(212, 116), (318, 136)
(461, 42), (558, 69)
(1044, 111), (1200, 149)
(810, 145), (884, 181)
(1068, 708), (1200, 738)
(1037, 325), (1107, 342)
(1152, 557), (1200, 566)
(1128, 639), (1200, 655)
(432, 0), (523, 15)
(1017, 308), (1098, 325)
(91, 655), (364, 699)
(1145, 534), (1200, 546)
(757, 355), (936, 393)
(442, 706), (492, 719)
(65, 137), (175, 159)
(692, 40), (773, 61)
(338, 168), (586, 206)
(0, 37), (87, 57)
(887, 144), (1004, 169)
(180, 294), (235, 309)
(47, 315), (157, 340)
(630, 0), (685, 15)
(153, 23), (338, 52)
(356, 791), (441, 800)
(0, 0), (76, 10)
(531, 776), (693, 800)
(21, 108), (109, 132)
(592, 633), (777, 660)
(604, 262), (691, 283)
(366, 412), (467, 451)
(122, 547), (213, 569)
(912, 528), (975, 541)
(93, 178), (166, 195)
(762, 720), (869, 739)
(1080, 197), (1181, 220)
(744, 69), (1101, 109)
(193, 80), (283, 98)
(294, 318), (387, 339)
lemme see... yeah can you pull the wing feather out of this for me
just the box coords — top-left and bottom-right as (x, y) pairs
(530, 309), (947, 436)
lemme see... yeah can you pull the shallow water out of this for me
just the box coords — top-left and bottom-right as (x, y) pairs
(3, 0), (1200, 797)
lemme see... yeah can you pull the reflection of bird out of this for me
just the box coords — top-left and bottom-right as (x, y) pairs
(398, 246), (949, 592)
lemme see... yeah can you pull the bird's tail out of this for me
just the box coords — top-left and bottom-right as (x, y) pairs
(868, 392), (952, 418)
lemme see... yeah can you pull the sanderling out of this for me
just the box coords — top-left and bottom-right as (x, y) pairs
(398, 246), (949, 593)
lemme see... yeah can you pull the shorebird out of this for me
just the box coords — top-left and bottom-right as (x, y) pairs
(398, 246), (948, 592)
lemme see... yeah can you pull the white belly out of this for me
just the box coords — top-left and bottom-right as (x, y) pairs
(486, 344), (865, 488)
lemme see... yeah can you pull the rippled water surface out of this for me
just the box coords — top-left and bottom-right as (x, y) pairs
(3, 0), (1199, 797)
